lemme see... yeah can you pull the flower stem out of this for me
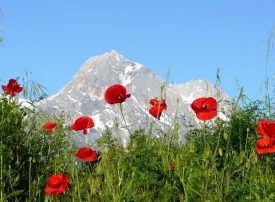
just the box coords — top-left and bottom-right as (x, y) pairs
(119, 104), (131, 135)
(29, 157), (32, 201)
(0, 139), (3, 201)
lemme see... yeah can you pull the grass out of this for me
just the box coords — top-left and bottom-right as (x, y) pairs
(1, 81), (275, 202)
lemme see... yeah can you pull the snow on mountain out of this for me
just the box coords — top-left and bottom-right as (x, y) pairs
(17, 98), (35, 108)
(37, 50), (232, 147)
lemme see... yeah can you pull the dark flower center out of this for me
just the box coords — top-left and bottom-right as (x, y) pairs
(201, 105), (207, 110)
(117, 94), (124, 101)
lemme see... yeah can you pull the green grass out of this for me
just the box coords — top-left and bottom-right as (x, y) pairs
(1, 91), (275, 202)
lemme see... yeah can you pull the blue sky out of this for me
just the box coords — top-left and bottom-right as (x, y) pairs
(0, 1), (274, 99)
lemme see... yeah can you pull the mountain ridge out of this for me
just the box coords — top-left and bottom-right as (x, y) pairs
(37, 50), (232, 147)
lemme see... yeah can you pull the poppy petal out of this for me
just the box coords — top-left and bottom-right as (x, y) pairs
(257, 119), (268, 137)
(257, 119), (275, 138)
(75, 147), (97, 162)
(14, 86), (24, 93)
(1, 79), (23, 97)
(43, 122), (57, 133)
(44, 187), (55, 195)
(149, 99), (158, 106)
(191, 97), (218, 121)
(149, 106), (163, 119)
(105, 84), (130, 104)
(203, 97), (218, 110)
(196, 111), (217, 121)
(1, 85), (7, 92)
(71, 116), (94, 134)
(149, 98), (167, 119)
(86, 119), (95, 128)
(45, 173), (69, 196)
(266, 121), (275, 137)
(256, 138), (275, 154)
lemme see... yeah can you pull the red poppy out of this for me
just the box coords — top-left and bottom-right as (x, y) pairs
(44, 173), (70, 196)
(257, 119), (275, 138)
(75, 147), (97, 162)
(1, 79), (23, 97)
(255, 119), (275, 155)
(104, 84), (131, 104)
(169, 162), (176, 169)
(149, 98), (167, 119)
(43, 122), (57, 133)
(191, 97), (218, 121)
(71, 116), (94, 135)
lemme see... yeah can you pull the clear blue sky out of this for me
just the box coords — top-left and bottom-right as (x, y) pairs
(0, 1), (275, 99)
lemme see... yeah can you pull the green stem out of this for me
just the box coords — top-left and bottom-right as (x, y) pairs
(264, 31), (272, 117)
(29, 157), (32, 201)
(119, 104), (131, 135)
(0, 99), (3, 201)
(180, 168), (188, 202)
(0, 140), (2, 202)
(212, 128), (221, 161)
(75, 161), (82, 202)
(203, 121), (207, 150)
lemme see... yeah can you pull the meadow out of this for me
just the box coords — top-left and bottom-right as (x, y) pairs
(0, 75), (275, 202)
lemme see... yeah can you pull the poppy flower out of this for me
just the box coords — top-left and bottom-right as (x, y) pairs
(75, 147), (97, 162)
(43, 122), (57, 133)
(104, 84), (131, 104)
(255, 119), (275, 155)
(1, 79), (23, 97)
(257, 119), (275, 138)
(71, 116), (94, 135)
(44, 173), (70, 196)
(191, 97), (218, 121)
(149, 98), (167, 119)
(169, 162), (176, 169)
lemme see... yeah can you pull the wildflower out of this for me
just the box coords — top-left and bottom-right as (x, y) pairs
(104, 84), (131, 104)
(75, 147), (97, 162)
(149, 98), (167, 119)
(255, 119), (275, 155)
(191, 97), (218, 121)
(1, 79), (23, 97)
(44, 173), (70, 196)
(43, 122), (57, 133)
(169, 162), (176, 169)
(71, 116), (94, 135)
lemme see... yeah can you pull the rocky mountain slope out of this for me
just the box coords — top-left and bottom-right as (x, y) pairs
(37, 50), (231, 147)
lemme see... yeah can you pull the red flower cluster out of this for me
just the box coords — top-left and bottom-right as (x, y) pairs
(191, 97), (218, 121)
(25, 82), (225, 197)
(255, 119), (275, 155)
(149, 98), (167, 119)
(75, 147), (97, 162)
(71, 116), (94, 135)
(104, 84), (131, 104)
(1, 79), (23, 97)
(43, 122), (57, 133)
(44, 173), (70, 196)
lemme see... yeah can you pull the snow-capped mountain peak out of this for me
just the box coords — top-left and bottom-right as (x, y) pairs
(37, 51), (231, 147)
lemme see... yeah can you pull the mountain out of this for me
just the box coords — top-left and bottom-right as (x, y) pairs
(37, 50), (232, 147)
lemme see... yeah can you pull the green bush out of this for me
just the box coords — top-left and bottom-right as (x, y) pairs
(1, 80), (275, 202)
(0, 96), (73, 201)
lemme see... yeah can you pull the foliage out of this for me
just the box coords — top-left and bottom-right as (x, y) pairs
(1, 71), (275, 202)
(0, 95), (73, 201)
(1, 92), (275, 201)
